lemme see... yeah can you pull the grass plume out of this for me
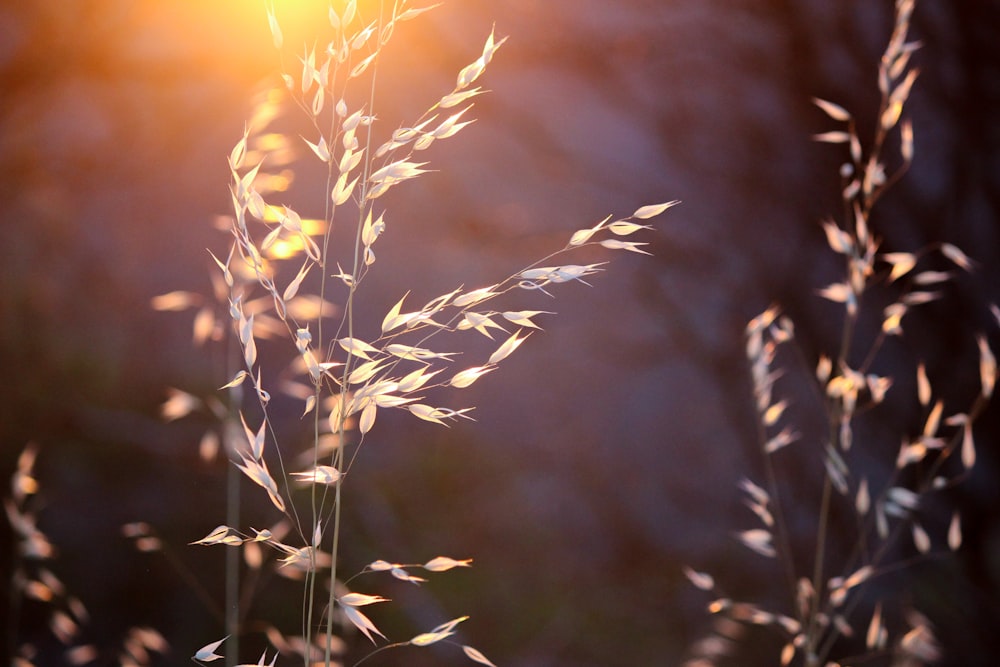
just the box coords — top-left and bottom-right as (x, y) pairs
(683, 2), (994, 665)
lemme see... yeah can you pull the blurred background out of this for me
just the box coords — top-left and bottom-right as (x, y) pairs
(1, 0), (999, 665)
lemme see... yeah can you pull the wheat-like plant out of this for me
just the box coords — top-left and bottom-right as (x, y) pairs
(683, 2), (995, 666)
(151, 2), (673, 665)
(4, 444), (170, 666)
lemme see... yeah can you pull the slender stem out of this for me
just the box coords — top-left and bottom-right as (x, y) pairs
(325, 436), (346, 666)
(804, 241), (859, 665)
(224, 295), (245, 667)
(757, 412), (798, 607)
(325, 226), (358, 664)
(804, 474), (832, 667)
(226, 460), (240, 667)
(324, 5), (388, 665)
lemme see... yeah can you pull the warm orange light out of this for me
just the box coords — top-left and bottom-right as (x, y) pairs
(263, 211), (326, 260)
(267, 1), (331, 32)
(266, 237), (302, 260)
(267, 1), (390, 46)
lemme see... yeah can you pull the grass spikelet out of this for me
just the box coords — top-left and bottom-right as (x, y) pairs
(683, 2), (990, 665)
(149, 2), (675, 664)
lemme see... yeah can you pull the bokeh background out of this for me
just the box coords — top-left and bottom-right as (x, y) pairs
(2, 0), (999, 665)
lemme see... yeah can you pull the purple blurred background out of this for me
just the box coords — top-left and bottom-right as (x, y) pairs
(2, 1), (999, 665)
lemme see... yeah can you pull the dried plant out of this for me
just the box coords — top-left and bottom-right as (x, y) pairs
(152, 2), (672, 665)
(683, 2), (994, 666)
(5, 444), (170, 666)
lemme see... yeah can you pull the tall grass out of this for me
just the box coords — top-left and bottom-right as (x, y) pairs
(5, 444), (170, 665)
(683, 1), (994, 665)
(8, 1), (990, 666)
(152, 2), (672, 665)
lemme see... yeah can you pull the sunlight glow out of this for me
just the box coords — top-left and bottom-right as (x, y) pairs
(266, 1), (389, 45)
(262, 207), (327, 260)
